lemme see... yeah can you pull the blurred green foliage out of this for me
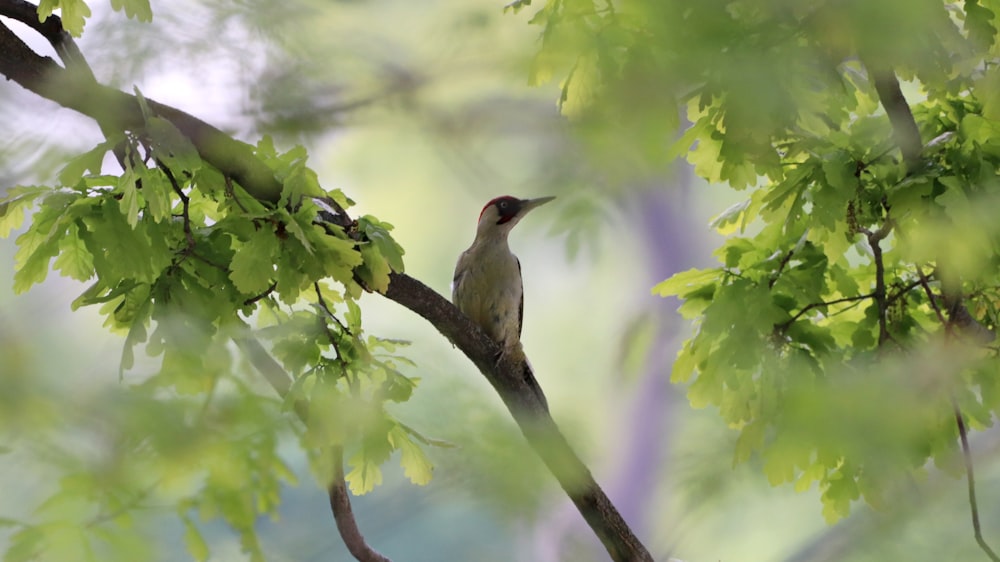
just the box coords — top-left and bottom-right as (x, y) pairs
(510, 0), (1000, 530)
(2, 68), (421, 560)
(7, 0), (1000, 560)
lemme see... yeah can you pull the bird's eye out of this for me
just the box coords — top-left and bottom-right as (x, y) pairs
(498, 201), (508, 209)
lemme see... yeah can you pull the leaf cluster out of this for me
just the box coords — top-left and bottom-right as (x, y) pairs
(519, 0), (1000, 523)
(0, 86), (425, 560)
(37, 0), (151, 37)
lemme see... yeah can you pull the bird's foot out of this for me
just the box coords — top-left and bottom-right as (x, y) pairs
(494, 341), (525, 368)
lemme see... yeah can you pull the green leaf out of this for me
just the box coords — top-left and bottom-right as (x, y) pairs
(280, 161), (323, 207)
(5, 525), (44, 562)
(965, 0), (997, 49)
(110, 0), (152, 21)
(503, 0), (531, 14)
(0, 185), (50, 238)
(381, 369), (417, 402)
(118, 158), (143, 229)
(356, 244), (391, 293)
(181, 517), (209, 562)
(140, 168), (174, 223)
(146, 116), (202, 174)
(283, 211), (314, 255)
(821, 468), (859, 523)
(58, 141), (114, 187)
(733, 420), (765, 465)
(978, 65), (1000, 121)
(314, 226), (363, 283)
(53, 223), (95, 281)
(560, 53), (602, 119)
(345, 298), (363, 334)
(119, 290), (151, 378)
(81, 202), (171, 285)
(709, 198), (752, 235)
(652, 268), (722, 298)
(12, 193), (76, 293)
(820, 151), (856, 192)
(388, 425), (433, 486)
(358, 215), (405, 272)
(345, 452), (384, 496)
(37, 0), (92, 37)
(960, 113), (1000, 145)
(230, 227), (278, 295)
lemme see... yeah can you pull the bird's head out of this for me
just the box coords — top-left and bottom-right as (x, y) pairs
(475, 195), (555, 239)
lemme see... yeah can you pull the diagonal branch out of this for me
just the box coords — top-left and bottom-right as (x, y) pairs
(0, 0), (94, 80)
(383, 273), (652, 562)
(864, 62), (922, 172)
(0, 20), (282, 204)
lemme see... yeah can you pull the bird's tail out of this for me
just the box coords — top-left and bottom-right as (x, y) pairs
(521, 355), (549, 413)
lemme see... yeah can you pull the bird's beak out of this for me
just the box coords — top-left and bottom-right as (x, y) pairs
(520, 196), (556, 214)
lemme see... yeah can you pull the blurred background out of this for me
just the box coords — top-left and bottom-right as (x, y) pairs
(2, 0), (999, 560)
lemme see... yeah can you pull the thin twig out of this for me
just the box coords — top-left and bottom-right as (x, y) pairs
(919, 268), (1000, 561)
(953, 395), (1000, 562)
(776, 292), (876, 332)
(160, 163), (194, 249)
(313, 282), (354, 380)
(85, 484), (158, 529)
(186, 249), (228, 272)
(243, 282), (277, 306)
(224, 175), (251, 214)
(917, 267), (947, 326)
(768, 248), (795, 289)
(859, 220), (893, 346)
(885, 278), (923, 308)
(314, 282), (352, 336)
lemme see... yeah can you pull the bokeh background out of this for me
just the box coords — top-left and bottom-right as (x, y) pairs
(2, 1), (999, 560)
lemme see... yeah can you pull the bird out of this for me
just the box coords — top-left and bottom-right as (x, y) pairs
(452, 195), (555, 410)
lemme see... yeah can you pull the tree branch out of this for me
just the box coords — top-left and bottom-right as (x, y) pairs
(862, 63), (993, 345)
(0, 18), (282, 204)
(953, 396), (1000, 562)
(383, 273), (652, 562)
(864, 62), (922, 172)
(0, 0), (94, 80)
(775, 292), (876, 333)
(866, 61), (998, 560)
(330, 445), (391, 562)
(862, 220), (893, 347)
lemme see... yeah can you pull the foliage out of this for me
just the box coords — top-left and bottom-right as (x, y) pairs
(0, 65), (424, 558)
(518, 0), (1000, 524)
(37, 0), (151, 36)
(10, 0), (1000, 559)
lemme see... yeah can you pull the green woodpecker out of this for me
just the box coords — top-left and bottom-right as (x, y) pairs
(452, 195), (555, 350)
